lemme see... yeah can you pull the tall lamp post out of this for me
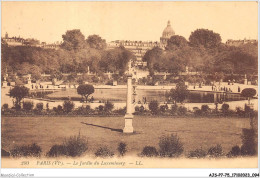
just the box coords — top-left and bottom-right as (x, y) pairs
(123, 61), (134, 133)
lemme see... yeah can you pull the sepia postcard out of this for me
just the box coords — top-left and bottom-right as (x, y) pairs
(1, 1), (259, 177)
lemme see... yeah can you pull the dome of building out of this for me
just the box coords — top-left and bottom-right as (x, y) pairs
(162, 21), (175, 38)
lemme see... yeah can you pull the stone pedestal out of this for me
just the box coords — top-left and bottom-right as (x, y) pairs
(123, 115), (134, 133)
(87, 66), (90, 75)
(123, 74), (134, 133)
(113, 81), (117, 86)
(244, 74), (247, 85)
(244, 78), (247, 85)
(2, 81), (7, 87)
(163, 74), (166, 80)
(214, 93), (217, 103)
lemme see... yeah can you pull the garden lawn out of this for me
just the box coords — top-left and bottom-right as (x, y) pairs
(1, 116), (251, 156)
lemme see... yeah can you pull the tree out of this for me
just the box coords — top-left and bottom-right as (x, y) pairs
(63, 100), (75, 113)
(148, 100), (159, 115)
(61, 29), (86, 51)
(9, 86), (29, 109)
(166, 35), (188, 50)
(23, 101), (34, 111)
(86, 35), (107, 50)
(241, 88), (256, 105)
(189, 29), (221, 48)
(159, 134), (184, 157)
(50, 70), (63, 80)
(17, 63), (42, 81)
(104, 101), (114, 112)
(77, 84), (95, 102)
(143, 47), (163, 75)
(104, 46), (134, 75)
(168, 81), (189, 104)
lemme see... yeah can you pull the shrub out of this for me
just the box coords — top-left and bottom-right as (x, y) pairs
(85, 105), (91, 110)
(177, 106), (187, 116)
(227, 146), (241, 157)
(10, 143), (42, 157)
(201, 105), (210, 114)
(241, 128), (256, 156)
(160, 105), (167, 113)
(244, 104), (253, 117)
(114, 107), (126, 115)
(159, 134), (184, 157)
(23, 101), (34, 111)
(64, 134), (88, 157)
(75, 106), (91, 115)
(95, 146), (114, 158)
(2, 103), (9, 110)
(141, 146), (158, 157)
(98, 105), (104, 112)
(53, 107), (57, 113)
(236, 107), (245, 117)
(1, 149), (10, 157)
(149, 100), (159, 115)
(188, 148), (207, 158)
(139, 105), (145, 112)
(207, 144), (223, 157)
(194, 109), (202, 116)
(85, 105), (92, 114)
(117, 142), (127, 156)
(135, 105), (145, 115)
(36, 103), (44, 111)
(46, 145), (67, 157)
(135, 106), (140, 112)
(221, 104), (229, 114)
(63, 100), (75, 113)
(171, 105), (178, 114)
(104, 101), (114, 112)
(53, 105), (63, 114)
(57, 105), (62, 111)
(47, 133), (88, 157)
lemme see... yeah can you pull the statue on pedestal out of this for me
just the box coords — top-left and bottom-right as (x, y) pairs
(123, 60), (134, 133)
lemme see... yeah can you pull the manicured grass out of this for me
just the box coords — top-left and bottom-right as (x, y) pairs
(1, 116), (251, 156)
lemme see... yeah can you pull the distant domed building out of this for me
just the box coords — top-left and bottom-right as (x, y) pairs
(107, 20), (176, 68)
(160, 21), (175, 44)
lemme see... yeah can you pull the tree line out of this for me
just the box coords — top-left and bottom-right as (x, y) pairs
(143, 29), (258, 80)
(1, 29), (134, 81)
(2, 28), (257, 83)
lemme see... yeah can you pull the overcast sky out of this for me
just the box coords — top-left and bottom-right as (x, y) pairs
(2, 1), (258, 44)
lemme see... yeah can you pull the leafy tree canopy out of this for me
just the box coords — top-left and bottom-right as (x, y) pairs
(77, 84), (95, 102)
(143, 47), (163, 75)
(189, 29), (221, 48)
(9, 86), (29, 109)
(166, 35), (188, 51)
(86, 35), (107, 50)
(241, 88), (256, 98)
(61, 29), (86, 51)
(168, 81), (189, 104)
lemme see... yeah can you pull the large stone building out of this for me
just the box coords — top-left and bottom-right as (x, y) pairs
(160, 20), (175, 44)
(2, 32), (61, 50)
(2, 32), (25, 46)
(226, 38), (257, 46)
(107, 21), (175, 66)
